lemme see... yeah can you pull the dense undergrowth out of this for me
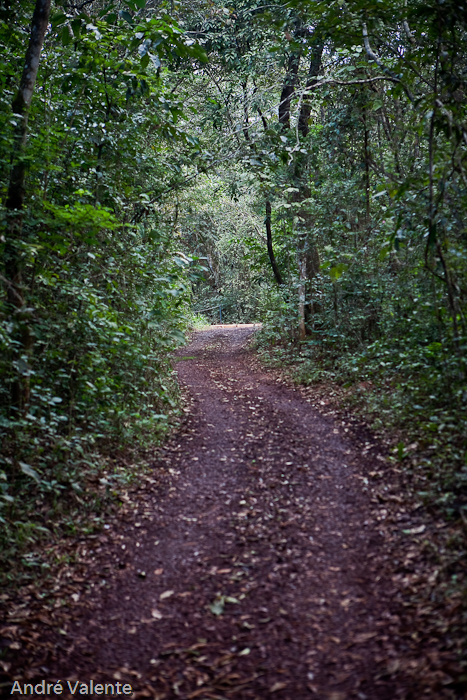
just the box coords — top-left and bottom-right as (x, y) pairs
(0, 1), (207, 582)
(255, 293), (467, 516)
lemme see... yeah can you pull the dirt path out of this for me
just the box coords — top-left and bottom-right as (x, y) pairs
(5, 327), (443, 698)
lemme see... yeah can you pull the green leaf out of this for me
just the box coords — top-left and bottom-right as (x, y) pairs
(60, 25), (73, 46)
(19, 463), (40, 484)
(51, 12), (67, 29)
(329, 263), (348, 281)
(169, 329), (186, 344)
(397, 442), (405, 461)
(71, 18), (82, 37)
(119, 9), (134, 25)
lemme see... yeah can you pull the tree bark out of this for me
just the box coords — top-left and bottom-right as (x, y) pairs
(363, 105), (371, 224)
(298, 44), (323, 138)
(6, 0), (51, 213)
(265, 200), (283, 286)
(298, 247), (307, 340)
(295, 43), (323, 335)
(242, 81), (250, 142)
(4, 0), (51, 413)
(279, 52), (300, 130)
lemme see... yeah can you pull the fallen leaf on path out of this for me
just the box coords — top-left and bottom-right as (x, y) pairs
(353, 631), (378, 643)
(387, 659), (401, 674)
(210, 599), (224, 616)
(186, 688), (215, 699)
(154, 568), (164, 575)
(160, 590), (174, 600)
(270, 682), (287, 692)
(403, 525), (426, 535)
(210, 595), (239, 616)
(151, 609), (163, 619)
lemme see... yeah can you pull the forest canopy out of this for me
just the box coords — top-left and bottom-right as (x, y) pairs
(1, 0), (467, 568)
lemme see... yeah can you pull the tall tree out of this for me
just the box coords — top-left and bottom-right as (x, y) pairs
(4, 0), (51, 412)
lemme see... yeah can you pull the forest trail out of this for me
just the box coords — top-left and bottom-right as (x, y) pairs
(19, 327), (432, 699)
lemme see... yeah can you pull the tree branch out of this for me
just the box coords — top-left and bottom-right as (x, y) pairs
(362, 24), (414, 103)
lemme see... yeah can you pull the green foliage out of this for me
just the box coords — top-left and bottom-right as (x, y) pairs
(178, 174), (269, 324)
(0, 0), (206, 567)
(178, 0), (467, 507)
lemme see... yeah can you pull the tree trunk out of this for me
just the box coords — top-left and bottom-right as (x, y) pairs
(275, 33), (323, 332)
(265, 200), (283, 286)
(298, 246), (307, 341)
(241, 84), (281, 287)
(295, 43), (323, 334)
(279, 52), (300, 130)
(242, 81), (250, 142)
(298, 44), (323, 138)
(4, 0), (51, 414)
(363, 105), (371, 225)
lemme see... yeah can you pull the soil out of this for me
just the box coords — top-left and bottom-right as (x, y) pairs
(2, 326), (463, 699)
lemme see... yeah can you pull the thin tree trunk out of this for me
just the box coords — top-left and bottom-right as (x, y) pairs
(242, 81), (250, 142)
(4, 0), (51, 413)
(363, 105), (371, 225)
(279, 52), (300, 130)
(265, 200), (283, 286)
(264, 46), (300, 285)
(298, 44), (323, 138)
(295, 42), (323, 334)
(298, 249), (307, 341)
(6, 0), (51, 212)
